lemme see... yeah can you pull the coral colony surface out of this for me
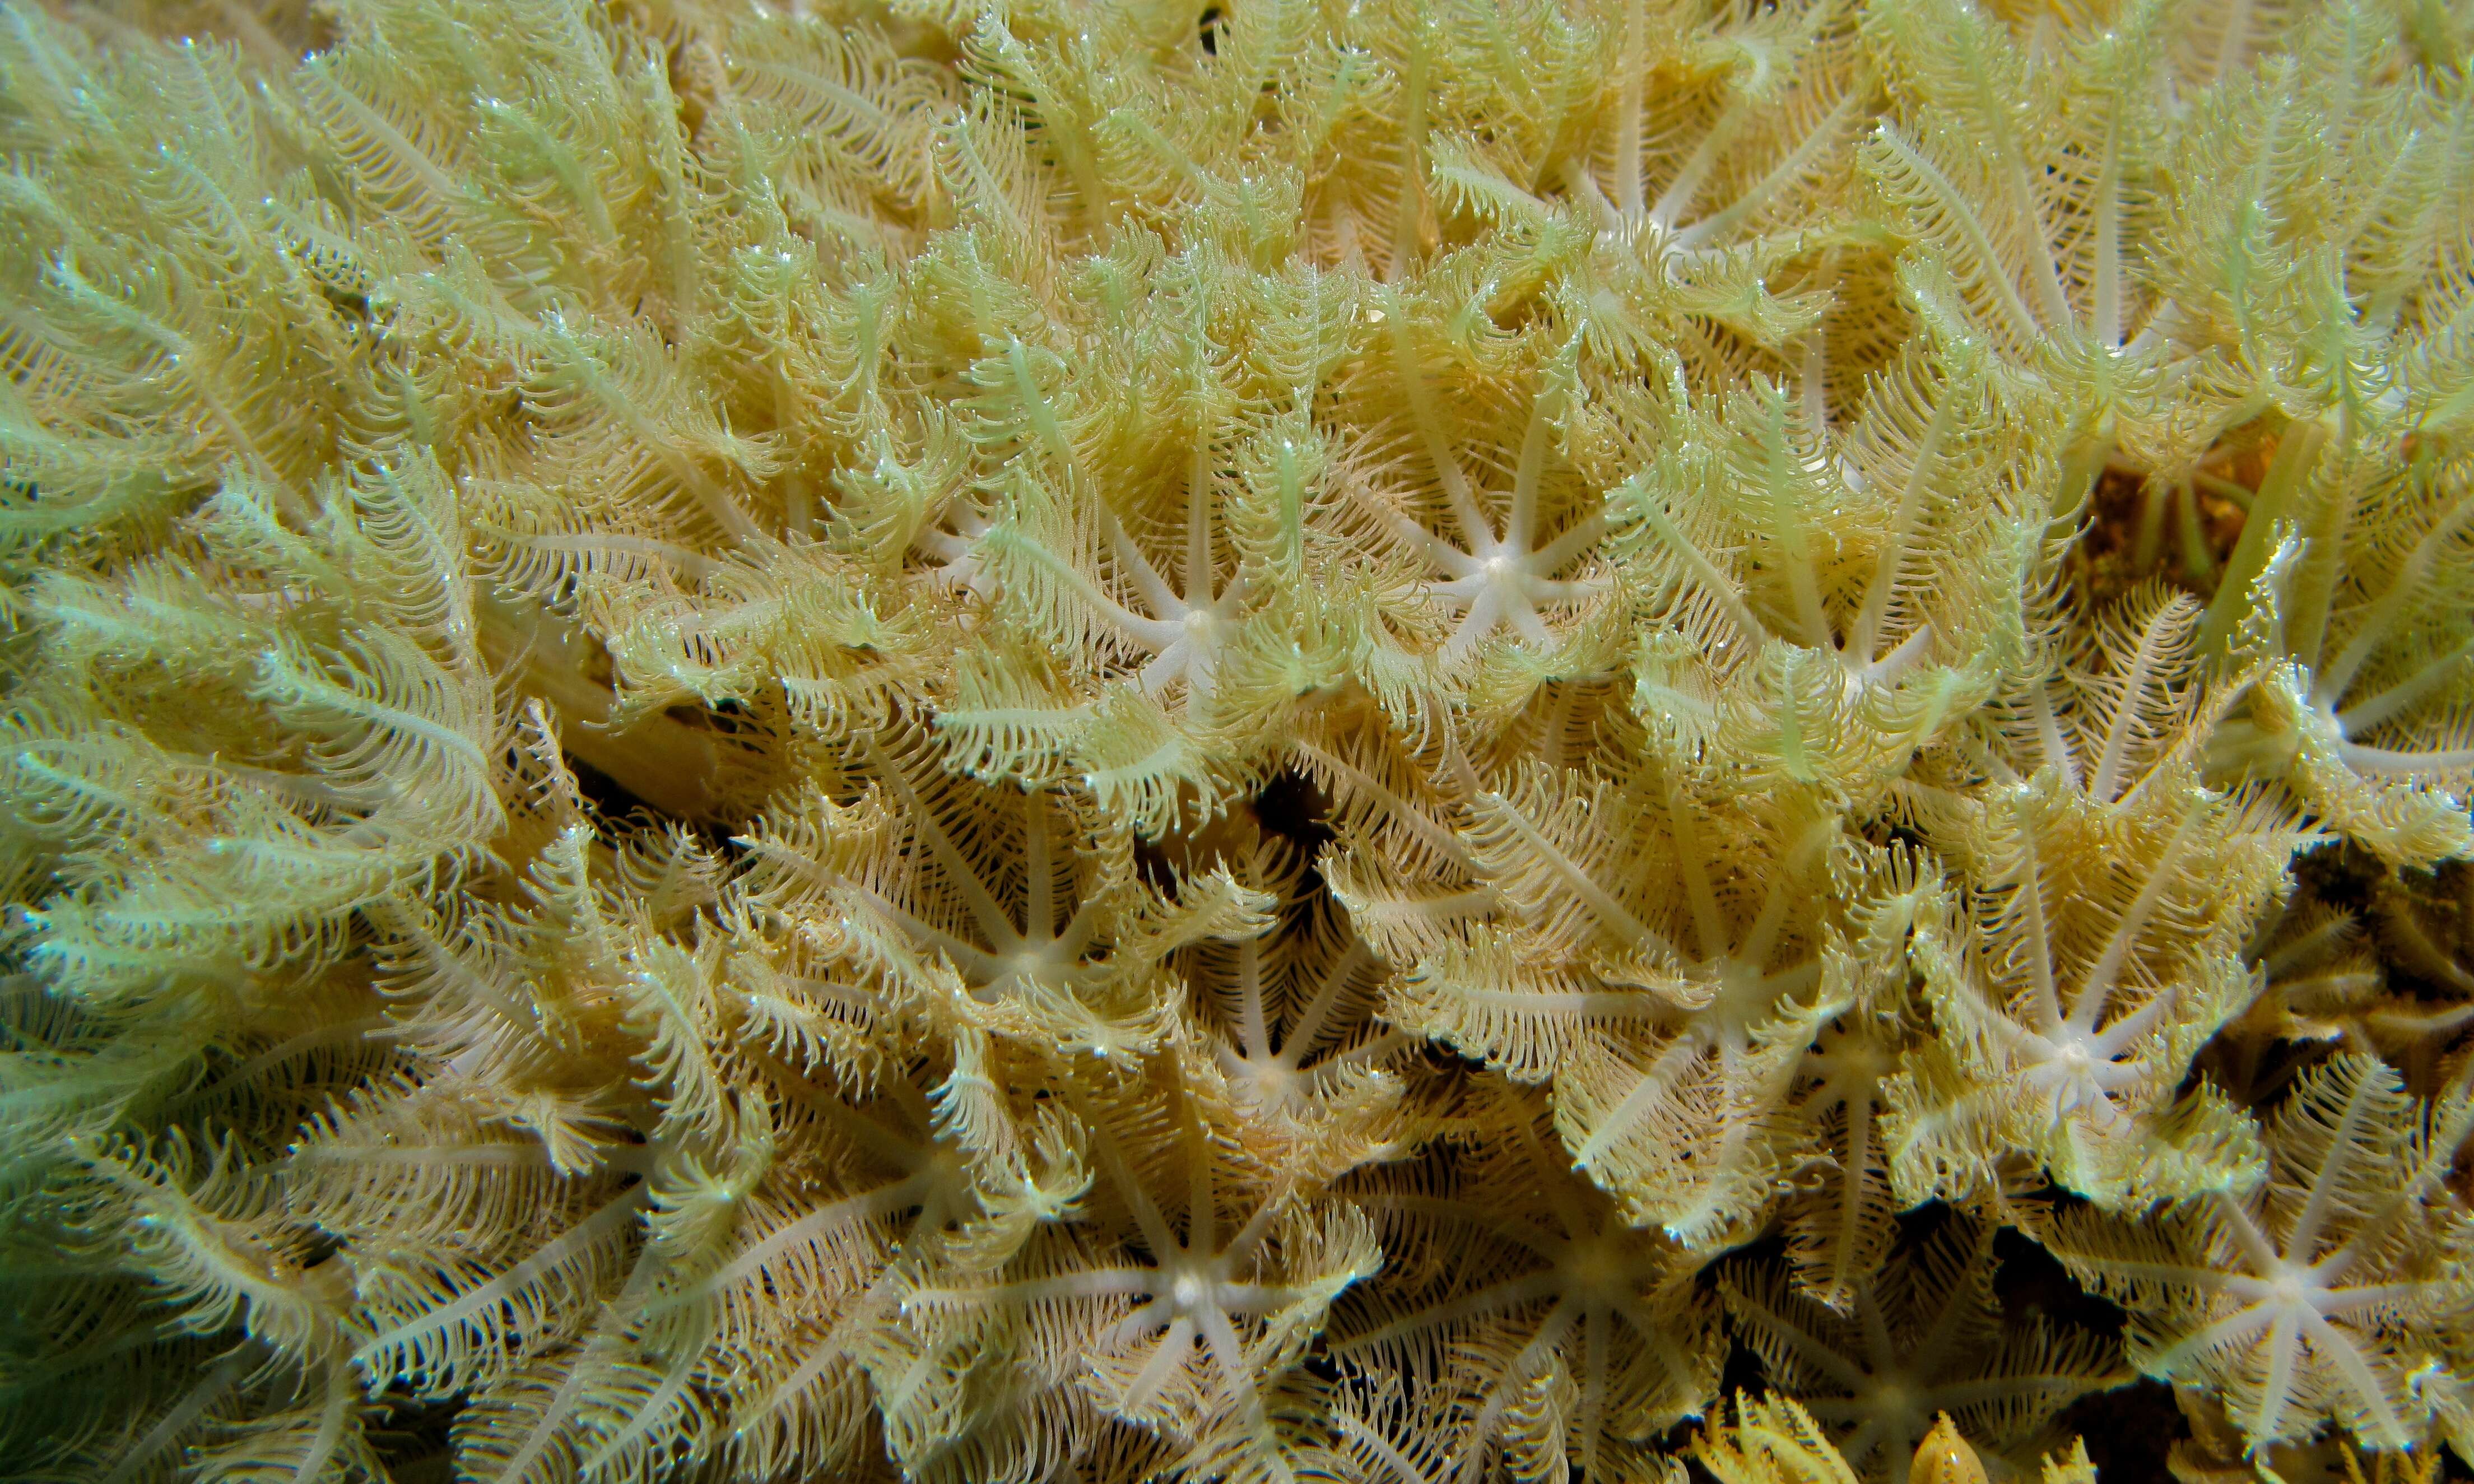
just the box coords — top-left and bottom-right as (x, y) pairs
(3, 0), (2474, 1480)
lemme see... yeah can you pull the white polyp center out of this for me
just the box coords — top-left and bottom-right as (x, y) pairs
(2022, 1034), (2128, 1125)
(1235, 1055), (1294, 1109)
(1168, 1267), (1212, 1317)
(1703, 957), (1778, 1039)
(982, 946), (1063, 1003)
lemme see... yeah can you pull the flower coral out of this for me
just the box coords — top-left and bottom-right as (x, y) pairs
(1, 0), (2471, 1481)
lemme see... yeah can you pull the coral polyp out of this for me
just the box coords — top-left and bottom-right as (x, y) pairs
(1, 0), (2471, 1481)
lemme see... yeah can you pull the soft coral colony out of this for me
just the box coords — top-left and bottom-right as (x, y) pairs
(3, 0), (2474, 1477)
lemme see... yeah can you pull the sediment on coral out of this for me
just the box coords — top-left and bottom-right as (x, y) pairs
(2, 0), (2472, 1481)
